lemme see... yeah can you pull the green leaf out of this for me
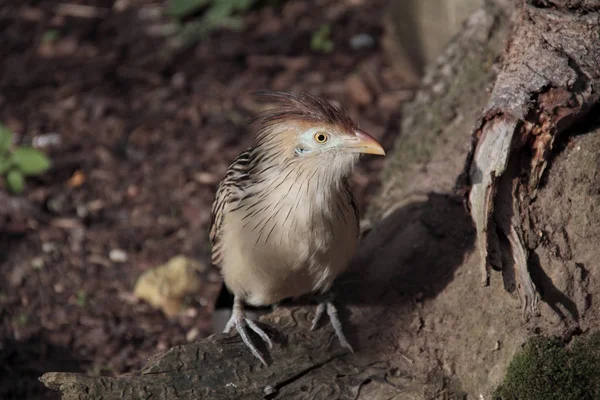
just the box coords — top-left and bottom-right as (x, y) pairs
(311, 24), (334, 53)
(6, 169), (24, 194)
(168, 0), (211, 18)
(12, 147), (51, 176)
(0, 157), (13, 175)
(76, 290), (88, 307)
(42, 29), (61, 43)
(0, 123), (13, 153)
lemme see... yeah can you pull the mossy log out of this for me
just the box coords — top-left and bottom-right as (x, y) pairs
(41, 0), (600, 398)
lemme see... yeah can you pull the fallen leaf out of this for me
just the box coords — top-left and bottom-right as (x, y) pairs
(67, 170), (86, 187)
(134, 255), (205, 317)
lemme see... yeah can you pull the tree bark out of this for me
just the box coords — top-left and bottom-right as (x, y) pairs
(465, 0), (600, 313)
(41, 0), (600, 398)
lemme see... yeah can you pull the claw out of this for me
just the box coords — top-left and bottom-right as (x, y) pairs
(311, 294), (354, 353)
(326, 302), (353, 353)
(311, 303), (325, 331)
(224, 296), (272, 366)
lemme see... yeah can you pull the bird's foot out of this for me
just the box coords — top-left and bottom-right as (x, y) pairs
(311, 300), (354, 353)
(224, 298), (273, 366)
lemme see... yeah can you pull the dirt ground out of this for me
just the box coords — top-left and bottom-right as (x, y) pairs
(0, 1), (412, 398)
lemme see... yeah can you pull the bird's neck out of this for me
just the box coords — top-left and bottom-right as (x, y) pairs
(247, 148), (357, 216)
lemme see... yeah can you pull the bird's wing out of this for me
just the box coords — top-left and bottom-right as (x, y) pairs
(209, 149), (253, 266)
(342, 178), (360, 237)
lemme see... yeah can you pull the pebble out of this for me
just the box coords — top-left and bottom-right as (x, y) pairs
(42, 242), (57, 253)
(109, 249), (128, 263)
(350, 33), (375, 50)
(263, 386), (276, 395)
(186, 327), (200, 342)
(31, 257), (44, 270)
(32, 133), (61, 148)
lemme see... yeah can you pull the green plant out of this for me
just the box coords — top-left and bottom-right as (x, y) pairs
(495, 334), (600, 400)
(0, 123), (51, 194)
(14, 313), (28, 327)
(168, 0), (258, 45)
(41, 29), (61, 43)
(76, 290), (88, 307)
(311, 24), (334, 53)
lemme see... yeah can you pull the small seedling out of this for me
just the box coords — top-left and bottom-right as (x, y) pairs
(42, 29), (61, 43)
(76, 290), (88, 307)
(0, 123), (51, 194)
(15, 313), (28, 327)
(168, 0), (258, 45)
(311, 24), (334, 53)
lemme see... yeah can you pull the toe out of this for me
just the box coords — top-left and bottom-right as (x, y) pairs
(246, 319), (273, 349)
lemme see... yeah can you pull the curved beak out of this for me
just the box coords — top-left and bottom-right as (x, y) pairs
(343, 130), (386, 156)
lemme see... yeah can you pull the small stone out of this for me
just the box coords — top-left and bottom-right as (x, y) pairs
(31, 257), (44, 270)
(186, 327), (200, 342)
(349, 33), (375, 50)
(8, 266), (26, 287)
(156, 341), (168, 351)
(263, 386), (276, 395)
(194, 172), (219, 185)
(171, 72), (186, 89)
(126, 185), (140, 198)
(432, 81), (446, 94)
(32, 133), (61, 148)
(42, 242), (57, 253)
(109, 249), (128, 263)
(184, 308), (198, 318)
(76, 205), (89, 218)
(410, 315), (423, 331)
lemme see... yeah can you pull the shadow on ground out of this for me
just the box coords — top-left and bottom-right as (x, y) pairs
(339, 192), (476, 306)
(0, 334), (89, 400)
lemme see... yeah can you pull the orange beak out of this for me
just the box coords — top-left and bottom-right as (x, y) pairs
(343, 130), (386, 156)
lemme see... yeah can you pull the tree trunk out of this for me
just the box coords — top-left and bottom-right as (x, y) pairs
(41, 1), (600, 398)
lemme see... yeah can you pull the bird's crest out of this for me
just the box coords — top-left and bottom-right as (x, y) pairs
(251, 92), (357, 136)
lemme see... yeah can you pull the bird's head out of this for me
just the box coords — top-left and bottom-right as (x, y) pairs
(252, 92), (384, 176)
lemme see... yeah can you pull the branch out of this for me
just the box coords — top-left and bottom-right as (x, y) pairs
(40, 307), (369, 400)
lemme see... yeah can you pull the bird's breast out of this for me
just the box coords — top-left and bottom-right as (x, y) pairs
(219, 180), (358, 306)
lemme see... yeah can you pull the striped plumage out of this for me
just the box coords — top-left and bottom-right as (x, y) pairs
(209, 92), (385, 365)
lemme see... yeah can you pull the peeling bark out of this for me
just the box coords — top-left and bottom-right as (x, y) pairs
(465, 0), (600, 313)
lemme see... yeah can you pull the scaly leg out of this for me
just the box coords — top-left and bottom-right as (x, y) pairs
(310, 292), (353, 353)
(224, 296), (273, 366)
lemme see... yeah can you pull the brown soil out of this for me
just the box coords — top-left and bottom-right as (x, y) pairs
(0, 1), (411, 399)
(528, 117), (600, 337)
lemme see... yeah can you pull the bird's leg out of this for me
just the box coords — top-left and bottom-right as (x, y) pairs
(310, 292), (354, 353)
(223, 296), (273, 366)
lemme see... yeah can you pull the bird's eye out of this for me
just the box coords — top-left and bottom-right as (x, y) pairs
(314, 132), (328, 144)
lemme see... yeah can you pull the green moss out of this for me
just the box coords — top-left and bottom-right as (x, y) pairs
(495, 333), (600, 400)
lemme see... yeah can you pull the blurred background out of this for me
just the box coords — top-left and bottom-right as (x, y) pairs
(0, 0), (478, 398)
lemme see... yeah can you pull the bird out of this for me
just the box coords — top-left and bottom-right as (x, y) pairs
(209, 91), (385, 366)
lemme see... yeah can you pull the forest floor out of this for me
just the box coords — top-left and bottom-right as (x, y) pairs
(0, 1), (413, 398)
